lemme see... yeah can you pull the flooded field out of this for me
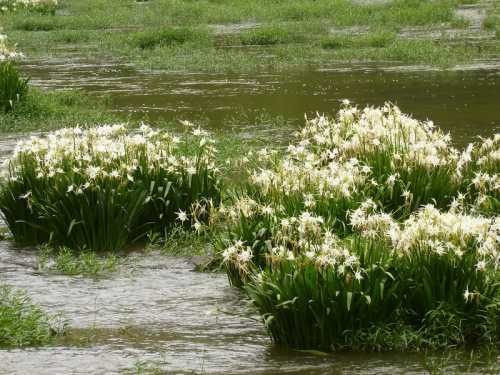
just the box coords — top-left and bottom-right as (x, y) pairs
(1, 49), (500, 375)
(20, 60), (500, 144)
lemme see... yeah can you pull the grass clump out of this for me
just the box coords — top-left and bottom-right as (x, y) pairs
(218, 103), (500, 351)
(239, 25), (301, 46)
(0, 62), (28, 112)
(321, 31), (397, 49)
(482, 15), (499, 31)
(0, 284), (65, 347)
(131, 27), (209, 49)
(38, 245), (119, 276)
(14, 16), (62, 31)
(0, 123), (222, 252)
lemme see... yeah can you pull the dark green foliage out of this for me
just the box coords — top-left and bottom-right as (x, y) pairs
(14, 17), (61, 31)
(131, 27), (209, 49)
(0, 62), (28, 113)
(245, 237), (500, 351)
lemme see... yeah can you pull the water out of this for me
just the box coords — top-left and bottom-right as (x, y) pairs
(20, 60), (500, 144)
(1, 58), (499, 373)
(1, 242), (497, 375)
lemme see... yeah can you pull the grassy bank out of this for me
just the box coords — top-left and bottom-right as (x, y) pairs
(1, 0), (498, 71)
(0, 87), (118, 133)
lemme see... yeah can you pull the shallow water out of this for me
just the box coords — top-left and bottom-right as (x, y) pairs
(1, 241), (497, 374)
(20, 60), (500, 144)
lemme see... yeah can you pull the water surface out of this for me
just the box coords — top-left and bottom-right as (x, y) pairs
(20, 60), (500, 144)
(1, 242), (497, 374)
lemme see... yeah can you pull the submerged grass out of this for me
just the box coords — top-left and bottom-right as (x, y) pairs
(38, 245), (119, 276)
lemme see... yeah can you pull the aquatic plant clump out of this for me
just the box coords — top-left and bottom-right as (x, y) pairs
(220, 103), (500, 350)
(0, 124), (222, 251)
(0, 0), (58, 14)
(0, 284), (65, 347)
(226, 206), (500, 350)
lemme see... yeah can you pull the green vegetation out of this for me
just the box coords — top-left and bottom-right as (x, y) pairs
(0, 87), (119, 133)
(0, 0), (499, 363)
(1, 0), (498, 71)
(219, 103), (500, 351)
(0, 62), (28, 113)
(130, 27), (210, 50)
(239, 25), (303, 46)
(38, 245), (119, 276)
(0, 124), (222, 252)
(0, 284), (65, 347)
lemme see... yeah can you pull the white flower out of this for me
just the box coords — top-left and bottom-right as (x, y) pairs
(176, 210), (188, 222)
(476, 260), (486, 272)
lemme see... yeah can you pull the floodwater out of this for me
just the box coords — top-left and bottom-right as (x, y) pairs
(0, 241), (497, 375)
(20, 59), (500, 144)
(1, 56), (499, 373)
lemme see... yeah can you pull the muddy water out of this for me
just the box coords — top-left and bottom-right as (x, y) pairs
(20, 60), (500, 144)
(1, 242), (497, 375)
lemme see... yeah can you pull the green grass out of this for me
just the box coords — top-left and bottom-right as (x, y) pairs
(483, 15), (499, 31)
(0, 284), (66, 347)
(38, 245), (119, 276)
(14, 16), (62, 32)
(0, 87), (119, 133)
(130, 27), (210, 50)
(321, 31), (398, 49)
(239, 25), (303, 46)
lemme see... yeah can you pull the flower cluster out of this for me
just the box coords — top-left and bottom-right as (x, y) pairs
(0, 124), (221, 251)
(219, 103), (499, 349)
(5, 124), (217, 184)
(223, 212), (361, 279)
(297, 103), (458, 169)
(0, 0), (57, 13)
(351, 202), (499, 270)
(0, 33), (23, 61)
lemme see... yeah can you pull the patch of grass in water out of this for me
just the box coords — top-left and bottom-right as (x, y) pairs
(131, 27), (210, 49)
(38, 245), (120, 276)
(239, 25), (303, 46)
(321, 30), (397, 49)
(0, 284), (66, 347)
(51, 30), (91, 44)
(0, 0), (484, 71)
